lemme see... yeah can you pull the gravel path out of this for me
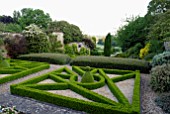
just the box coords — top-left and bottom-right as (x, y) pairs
(140, 74), (167, 114)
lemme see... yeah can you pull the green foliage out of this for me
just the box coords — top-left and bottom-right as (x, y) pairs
(155, 95), (170, 114)
(0, 22), (22, 33)
(0, 60), (49, 84)
(48, 34), (63, 53)
(10, 66), (140, 114)
(81, 66), (94, 83)
(147, 0), (170, 15)
(116, 16), (148, 51)
(23, 24), (50, 53)
(149, 39), (164, 54)
(104, 33), (112, 56)
(99, 69), (129, 105)
(148, 10), (170, 40)
(18, 53), (71, 65)
(71, 56), (151, 73)
(143, 53), (156, 61)
(150, 64), (170, 92)
(92, 36), (96, 44)
(79, 47), (90, 56)
(15, 8), (52, 29)
(151, 51), (170, 67)
(72, 66), (105, 89)
(0, 59), (10, 68)
(64, 45), (74, 56)
(90, 48), (103, 56)
(72, 44), (78, 55)
(48, 21), (83, 44)
(124, 43), (143, 58)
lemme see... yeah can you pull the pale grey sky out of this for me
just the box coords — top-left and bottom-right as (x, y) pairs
(0, 0), (151, 36)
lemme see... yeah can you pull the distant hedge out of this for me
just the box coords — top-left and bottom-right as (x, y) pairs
(18, 53), (71, 65)
(71, 56), (151, 73)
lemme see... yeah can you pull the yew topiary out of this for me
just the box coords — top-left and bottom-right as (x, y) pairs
(81, 66), (94, 83)
(104, 33), (112, 56)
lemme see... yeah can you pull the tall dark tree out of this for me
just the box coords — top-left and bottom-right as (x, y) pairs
(0, 15), (14, 24)
(104, 33), (112, 56)
(13, 10), (21, 23)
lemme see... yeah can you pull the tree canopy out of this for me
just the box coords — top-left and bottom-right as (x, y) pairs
(48, 21), (83, 44)
(148, 9), (170, 41)
(147, 0), (170, 15)
(15, 8), (52, 29)
(115, 16), (148, 51)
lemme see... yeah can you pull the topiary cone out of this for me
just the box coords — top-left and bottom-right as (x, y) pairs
(0, 59), (10, 68)
(81, 66), (94, 83)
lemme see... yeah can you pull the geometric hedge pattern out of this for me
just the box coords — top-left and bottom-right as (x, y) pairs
(10, 66), (140, 114)
(0, 59), (49, 84)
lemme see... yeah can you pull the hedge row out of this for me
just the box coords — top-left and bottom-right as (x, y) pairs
(99, 69), (130, 105)
(18, 53), (71, 65)
(11, 86), (133, 114)
(131, 70), (140, 113)
(0, 60), (50, 84)
(10, 66), (140, 114)
(71, 56), (151, 73)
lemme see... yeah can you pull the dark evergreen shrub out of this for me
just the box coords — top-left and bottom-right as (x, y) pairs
(104, 33), (112, 56)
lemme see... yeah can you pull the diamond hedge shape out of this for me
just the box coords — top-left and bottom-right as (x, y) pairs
(10, 66), (140, 114)
(0, 59), (49, 84)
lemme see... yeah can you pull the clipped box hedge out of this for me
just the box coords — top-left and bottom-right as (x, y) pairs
(0, 60), (50, 84)
(18, 53), (71, 65)
(10, 66), (140, 114)
(71, 56), (151, 73)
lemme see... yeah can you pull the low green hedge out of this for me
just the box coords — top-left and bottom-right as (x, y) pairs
(11, 86), (132, 114)
(0, 64), (49, 84)
(72, 66), (105, 89)
(10, 66), (140, 114)
(71, 56), (151, 73)
(99, 69), (130, 105)
(131, 70), (140, 113)
(0, 60), (50, 84)
(70, 74), (105, 90)
(18, 53), (71, 65)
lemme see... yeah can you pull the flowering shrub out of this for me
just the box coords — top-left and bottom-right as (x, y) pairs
(139, 43), (150, 59)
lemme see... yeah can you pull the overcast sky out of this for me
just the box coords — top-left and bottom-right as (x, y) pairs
(0, 0), (151, 36)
